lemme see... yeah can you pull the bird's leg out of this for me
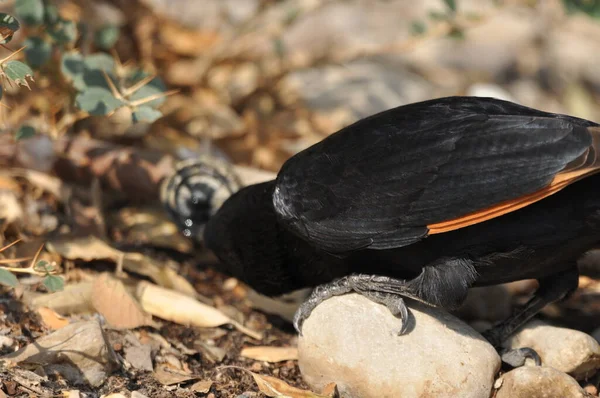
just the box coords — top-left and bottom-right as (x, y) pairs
(293, 257), (478, 334)
(482, 266), (579, 367)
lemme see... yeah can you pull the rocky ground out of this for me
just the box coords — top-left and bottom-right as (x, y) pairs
(0, 0), (599, 397)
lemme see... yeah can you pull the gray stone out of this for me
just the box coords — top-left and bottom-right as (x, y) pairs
(504, 320), (600, 380)
(299, 294), (500, 398)
(494, 366), (587, 398)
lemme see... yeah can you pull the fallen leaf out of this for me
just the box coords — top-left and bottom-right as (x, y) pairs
(244, 370), (336, 398)
(240, 346), (298, 362)
(91, 273), (154, 329)
(48, 235), (122, 262)
(8, 169), (65, 199)
(37, 307), (69, 330)
(136, 281), (262, 340)
(24, 281), (94, 315)
(190, 380), (213, 393)
(48, 236), (202, 300)
(153, 365), (197, 386)
(0, 174), (21, 193)
(1, 320), (119, 387)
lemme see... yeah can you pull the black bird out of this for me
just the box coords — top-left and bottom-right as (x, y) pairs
(164, 96), (600, 364)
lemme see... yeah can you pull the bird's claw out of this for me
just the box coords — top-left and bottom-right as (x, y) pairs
(500, 347), (542, 367)
(293, 282), (412, 336)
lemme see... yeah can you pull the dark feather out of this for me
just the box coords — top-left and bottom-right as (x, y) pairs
(273, 96), (599, 253)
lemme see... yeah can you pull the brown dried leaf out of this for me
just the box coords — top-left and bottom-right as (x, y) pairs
(47, 235), (122, 262)
(153, 365), (197, 386)
(8, 169), (64, 199)
(190, 380), (213, 393)
(37, 307), (70, 330)
(91, 273), (154, 329)
(136, 281), (262, 339)
(247, 371), (336, 398)
(240, 346), (298, 363)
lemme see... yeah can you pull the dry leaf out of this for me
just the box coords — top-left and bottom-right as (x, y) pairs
(240, 346), (298, 362)
(48, 235), (122, 262)
(37, 307), (70, 330)
(8, 169), (65, 199)
(24, 282), (94, 315)
(153, 365), (197, 386)
(0, 175), (21, 193)
(136, 281), (262, 340)
(190, 380), (213, 393)
(245, 370), (336, 398)
(92, 273), (154, 329)
(48, 236), (201, 300)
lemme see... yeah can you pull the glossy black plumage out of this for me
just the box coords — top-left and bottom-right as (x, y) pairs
(201, 96), (600, 346)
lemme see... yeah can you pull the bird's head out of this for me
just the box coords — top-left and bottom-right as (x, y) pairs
(161, 157), (242, 243)
(204, 181), (296, 295)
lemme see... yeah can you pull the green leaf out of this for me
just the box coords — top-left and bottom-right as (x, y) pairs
(132, 106), (162, 123)
(15, 0), (44, 26)
(43, 275), (64, 292)
(75, 87), (123, 115)
(15, 124), (36, 140)
(61, 52), (116, 91)
(24, 36), (52, 68)
(80, 54), (116, 90)
(2, 60), (34, 88)
(95, 24), (120, 50)
(443, 0), (457, 12)
(60, 52), (85, 88)
(48, 19), (78, 45)
(44, 4), (59, 25)
(410, 20), (427, 36)
(0, 268), (18, 288)
(129, 72), (167, 107)
(83, 53), (115, 71)
(34, 259), (49, 272)
(0, 13), (20, 44)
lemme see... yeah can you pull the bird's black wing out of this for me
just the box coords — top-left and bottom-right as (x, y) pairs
(272, 96), (600, 253)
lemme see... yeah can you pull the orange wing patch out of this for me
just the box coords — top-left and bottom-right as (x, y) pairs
(427, 126), (600, 234)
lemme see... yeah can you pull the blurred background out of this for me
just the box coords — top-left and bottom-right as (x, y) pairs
(3, 0), (600, 174)
(0, 0), (598, 396)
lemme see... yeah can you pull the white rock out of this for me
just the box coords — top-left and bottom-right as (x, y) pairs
(504, 320), (600, 380)
(495, 366), (587, 398)
(299, 294), (500, 398)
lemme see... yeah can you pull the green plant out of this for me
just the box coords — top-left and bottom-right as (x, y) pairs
(5, 0), (175, 139)
(0, 240), (64, 292)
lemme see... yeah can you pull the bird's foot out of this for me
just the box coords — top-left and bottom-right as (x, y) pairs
(500, 348), (542, 367)
(480, 267), (579, 368)
(293, 274), (419, 335)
